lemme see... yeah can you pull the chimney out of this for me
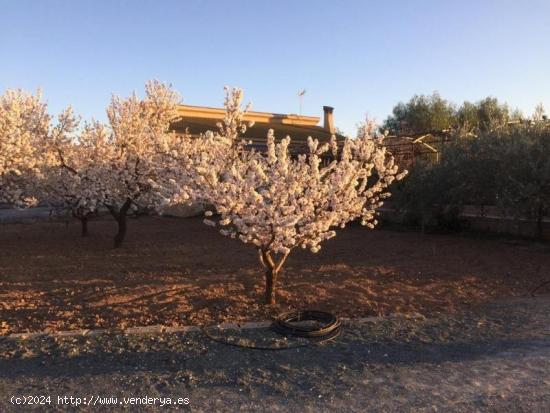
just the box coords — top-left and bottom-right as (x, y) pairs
(323, 106), (335, 134)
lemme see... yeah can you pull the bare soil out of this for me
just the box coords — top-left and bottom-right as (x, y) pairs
(1, 216), (549, 335)
(1, 296), (549, 412)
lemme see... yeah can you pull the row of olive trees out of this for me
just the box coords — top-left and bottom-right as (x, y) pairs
(1, 83), (406, 303)
(383, 92), (537, 136)
(394, 122), (550, 239)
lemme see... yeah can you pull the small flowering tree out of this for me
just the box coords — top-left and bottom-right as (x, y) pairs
(0, 89), (50, 207)
(44, 81), (180, 246)
(177, 89), (407, 304)
(101, 80), (181, 247)
(44, 117), (107, 236)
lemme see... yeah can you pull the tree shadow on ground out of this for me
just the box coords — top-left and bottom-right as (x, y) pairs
(1, 333), (548, 392)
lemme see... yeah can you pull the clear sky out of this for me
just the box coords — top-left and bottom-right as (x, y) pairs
(2, 0), (549, 135)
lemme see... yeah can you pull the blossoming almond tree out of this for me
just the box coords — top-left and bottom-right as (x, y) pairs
(44, 117), (107, 236)
(177, 88), (407, 304)
(43, 80), (181, 245)
(0, 89), (51, 207)
(101, 81), (182, 247)
(57, 81), (180, 247)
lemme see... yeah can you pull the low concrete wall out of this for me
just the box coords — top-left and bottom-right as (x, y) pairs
(0, 202), (205, 224)
(0, 206), (58, 223)
(464, 215), (550, 240)
(379, 205), (550, 240)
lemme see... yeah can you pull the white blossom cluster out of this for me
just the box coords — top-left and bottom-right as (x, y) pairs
(43, 114), (108, 217)
(164, 86), (254, 205)
(2, 83), (406, 262)
(45, 81), (182, 220)
(99, 80), (182, 214)
(0, 89), (50, 206)
(177, 89), (407, 260)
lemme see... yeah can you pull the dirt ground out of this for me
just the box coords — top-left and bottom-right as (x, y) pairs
(1, 216), (550, 335)
(1, 296), (549, 412)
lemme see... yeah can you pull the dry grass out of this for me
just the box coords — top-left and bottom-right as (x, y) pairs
(1, 216), (549, 335)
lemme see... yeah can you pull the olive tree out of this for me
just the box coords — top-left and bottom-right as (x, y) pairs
(496, 124), (550, 239)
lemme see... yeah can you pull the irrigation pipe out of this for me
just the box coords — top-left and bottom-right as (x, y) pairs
(202, 310), (341, 351)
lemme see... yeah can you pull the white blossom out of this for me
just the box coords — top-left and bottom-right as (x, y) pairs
(0, 89), (51, 206)
(51, 80), (183, 246)
(171, 88), (407, 303)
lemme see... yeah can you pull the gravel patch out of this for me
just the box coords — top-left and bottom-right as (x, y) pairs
(0, 296), (549, 411)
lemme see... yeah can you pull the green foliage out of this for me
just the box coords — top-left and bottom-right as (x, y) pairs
(384, 93), (521, 136)
(384, 92), (455, 135)
(393, 158), (465, 232)
(475, 97), (513, 132)
(394, 123), (550, 238)
(494, 124), (550, 238)
(456, 97), (514, 134)
(443, 135), (502, 209)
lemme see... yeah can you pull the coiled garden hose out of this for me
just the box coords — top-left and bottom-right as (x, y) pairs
(202, 310), (341, 350)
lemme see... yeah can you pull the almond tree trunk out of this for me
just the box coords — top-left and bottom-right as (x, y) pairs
(72, 210), (90, 237)
(259, 249), (289, 305)
(108, 199), (132, 248)
(80, 216), (88, 237)
(114, 214), (127, 248)
(265, 267), (278, 305)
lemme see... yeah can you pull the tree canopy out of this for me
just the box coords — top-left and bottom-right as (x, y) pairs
(383, 93), (522, 136)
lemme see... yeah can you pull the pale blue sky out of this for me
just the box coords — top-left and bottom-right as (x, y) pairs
(1, 0), (549, 134)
